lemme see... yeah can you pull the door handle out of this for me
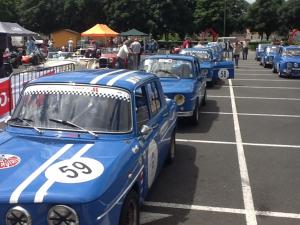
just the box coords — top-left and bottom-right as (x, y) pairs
(163, 112), (169, 118)
(152, 124), (159, 129)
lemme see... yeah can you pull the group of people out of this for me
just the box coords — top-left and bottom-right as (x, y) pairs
(225, 40), (249, 68)
(117, 38), (142, 69)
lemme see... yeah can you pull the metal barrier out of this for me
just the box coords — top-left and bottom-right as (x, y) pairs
(9, 63), (75, 112)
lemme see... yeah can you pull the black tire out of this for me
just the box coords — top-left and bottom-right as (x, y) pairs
(190, 101), (199, 125)
(119, 190), (140, 225)
(272, 64), (277, 73)
(201, 89), (207, 106)
(207, 81), (213, 88)
(166, 133), (175, 164)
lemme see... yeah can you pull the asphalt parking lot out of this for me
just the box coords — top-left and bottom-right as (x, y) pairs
(141, 52), (300, 225)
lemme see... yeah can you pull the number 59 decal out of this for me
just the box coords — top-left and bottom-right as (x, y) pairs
(45, 158), (104, 183)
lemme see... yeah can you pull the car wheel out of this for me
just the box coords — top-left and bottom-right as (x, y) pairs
(207, 81), (213, 87)
(166, 133), (175, 164)
(119, 190), (140, 225)
(190, 101), (199, 125)
(201, 89), (207, 106)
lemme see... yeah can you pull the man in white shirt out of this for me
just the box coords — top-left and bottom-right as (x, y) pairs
(130, 38), (141, 69)
(117, 40), (131, 69)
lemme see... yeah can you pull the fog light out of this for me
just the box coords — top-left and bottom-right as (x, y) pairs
(48, 205), (79, 225)
(174, 94), (185, 106)
(6, 206), (32, 225)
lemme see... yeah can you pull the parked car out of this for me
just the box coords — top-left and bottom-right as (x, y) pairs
(272, 45), (300, 78)
(260, 45), (279, 68)
(255, 43), (271, 61)
(0, 69), (177, 225)
(140, 54), (206, 124)
(180, 48), (235, 86)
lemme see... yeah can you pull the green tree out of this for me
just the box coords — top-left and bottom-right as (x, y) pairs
(194, 0), (249, 36)
(0, 0), (20, 22)
(279, 0), (300, 35)
(246, 0), (284, 40)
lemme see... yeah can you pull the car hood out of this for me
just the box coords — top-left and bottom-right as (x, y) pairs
(160, 78), (196, 94)
(0, 132), (134, 204)
(282, 56), (300, 63)
(200, 61), (212, 68)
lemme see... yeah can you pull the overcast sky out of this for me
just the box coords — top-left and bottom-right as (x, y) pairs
(246, 0), (255, 3)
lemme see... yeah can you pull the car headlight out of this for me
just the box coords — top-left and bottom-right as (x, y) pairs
(294, 63), (298, 68)
(287, 62), (292, 69)
(6, 206), (32, 225)
(48, 205), (79, 225)
(201, 69), (208, 76)
(174, 94), (185, 106)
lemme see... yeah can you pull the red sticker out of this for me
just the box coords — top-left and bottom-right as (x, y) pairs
(0, 154), (21, 169)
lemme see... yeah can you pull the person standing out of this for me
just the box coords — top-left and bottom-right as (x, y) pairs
(117, 40), (131, 69)
(233, 41), (242, 68)
(67, 38), (74, 52)
(242, 41), (249, 60)
(130, 38), (141, 69)
(182, 37), (191, 49)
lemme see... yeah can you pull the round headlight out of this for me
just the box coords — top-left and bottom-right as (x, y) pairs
(201, 69), (208, 76)
(48, 205), (79, 225)
(6, 206), (32, 225)
(174, 94), (185, 106)
(287, 62), (292, 68)
(294, 63), (298, 68)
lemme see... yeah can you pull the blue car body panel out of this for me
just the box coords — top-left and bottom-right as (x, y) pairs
(273, 45), (300, 77)
(180, 48), (235, 81)
(0, 69), (177, 225)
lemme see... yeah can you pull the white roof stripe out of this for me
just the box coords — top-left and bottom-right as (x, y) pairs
(90, 69), (125, 84)
(107, 71), (137, 86)
(10, 144), (74, 204)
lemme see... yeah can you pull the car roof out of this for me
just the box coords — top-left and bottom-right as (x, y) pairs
(283, 45), (300, 50)
(144, 54), (196, 61)
(30, 69), (155, 92)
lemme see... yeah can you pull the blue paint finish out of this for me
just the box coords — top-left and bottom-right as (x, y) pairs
(0, 69), (177, 225)
(273, 46), (300, 77)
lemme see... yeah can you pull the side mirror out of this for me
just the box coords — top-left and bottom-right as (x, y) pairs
(140, 125), (153, 137)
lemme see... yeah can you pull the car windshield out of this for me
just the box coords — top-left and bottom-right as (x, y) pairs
(284, 49), (300, 56)
(182, 50), (212, 61)
(141, 59), (194, 79)
(266, 47), (278, 53)
(11, 84), (132, 133)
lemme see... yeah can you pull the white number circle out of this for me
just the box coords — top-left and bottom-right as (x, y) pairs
(147, 140), (158, 188)
(45, 157), (104, 183)
(218, 69), (230, 79)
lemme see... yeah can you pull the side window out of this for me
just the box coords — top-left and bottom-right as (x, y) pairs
(135, 86), (150, 131)
(194, 61), (200, 76)
(146, 81), (161, 116)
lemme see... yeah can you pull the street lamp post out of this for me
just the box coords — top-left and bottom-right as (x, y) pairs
(223, 0), (226, 37)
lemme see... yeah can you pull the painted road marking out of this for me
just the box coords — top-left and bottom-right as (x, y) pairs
(144, 201), (300, 220)
(208, 95), (300, 101)
(234, 78), (300, 82)
(201, 111), (300, 118)
(229, 79), (257, 225)
(222, 85), (300, 90)
(140, 212), (172, 224)
(176, 139), (300, 149)
(10, 144), (74, 204)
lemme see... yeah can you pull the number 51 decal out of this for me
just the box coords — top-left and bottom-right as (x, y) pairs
(45, 158), (104, 183)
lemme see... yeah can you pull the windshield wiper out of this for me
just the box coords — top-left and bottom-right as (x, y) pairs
(156, 69), (180, 79)
(8, 117), (43, 134)
(49, 118), (98, 138)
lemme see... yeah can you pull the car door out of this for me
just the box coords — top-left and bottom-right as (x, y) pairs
(274, 47), (283, 70)
(194, 59), (205, 102)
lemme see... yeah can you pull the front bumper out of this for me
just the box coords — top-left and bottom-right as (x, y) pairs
(177, 111), (193, 117)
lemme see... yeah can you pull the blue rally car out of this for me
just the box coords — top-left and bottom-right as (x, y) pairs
(255, 43), (271, 61)
(273, 45), (300, 78)
(140, 54), (206, 124)
(180, 48), (235, 86)
(0, 69), (177, 225)
(260, 45), (279, 68)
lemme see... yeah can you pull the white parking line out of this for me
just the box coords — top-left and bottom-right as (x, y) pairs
(208, 95), (300, 101)
(223, 85), (300, 90)
(229, 79), (256, 225)
(201, 111), (300, 118)
(176, 139), (300, 149)
(234, 78), (300, 82)
(144, 201), (300, 219)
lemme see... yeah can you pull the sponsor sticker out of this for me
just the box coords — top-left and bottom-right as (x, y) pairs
(0, 154), (21, 169)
